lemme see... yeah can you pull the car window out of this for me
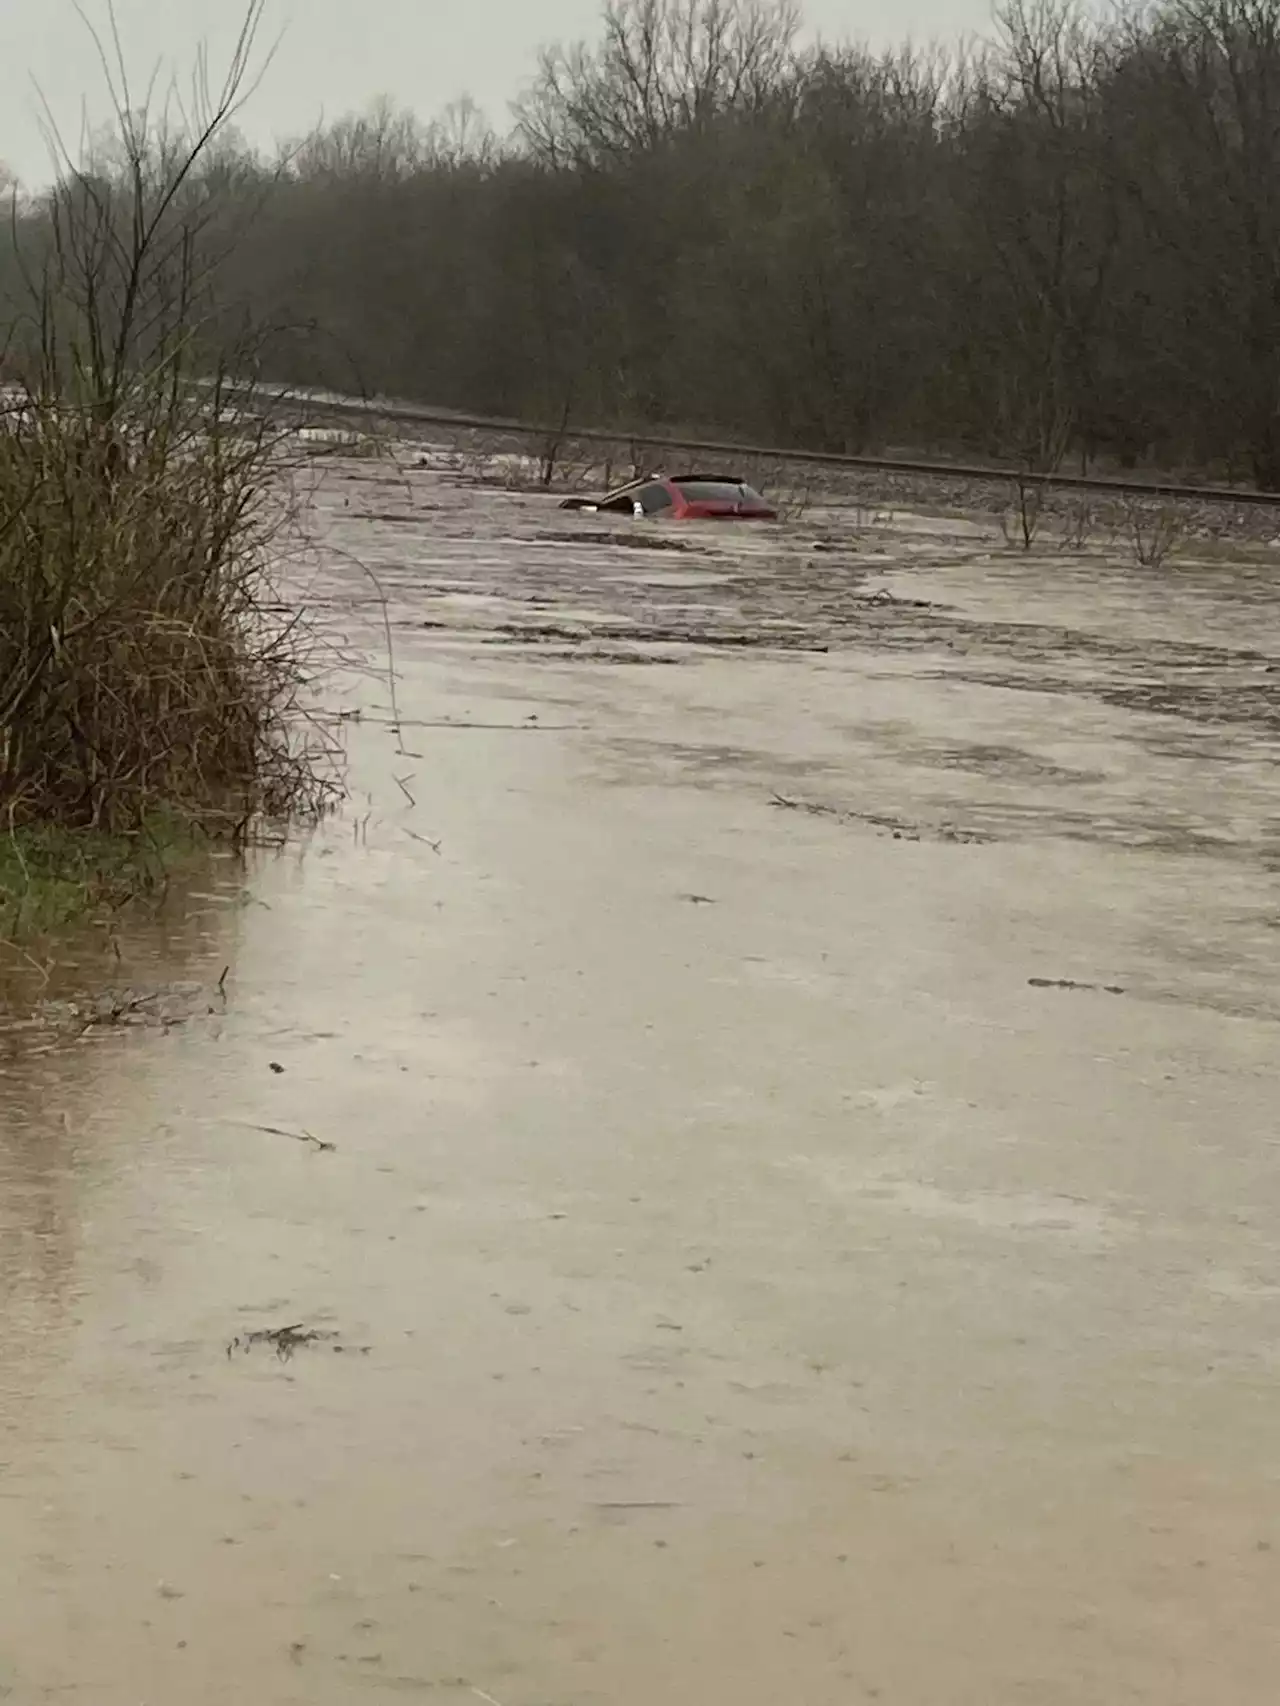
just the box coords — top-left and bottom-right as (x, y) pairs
(639, 483), (674, 513)
(672, 480), (765, 505)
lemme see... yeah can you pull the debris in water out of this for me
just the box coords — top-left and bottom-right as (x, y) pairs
(863, 586), (939, 610)
(1028, 977), (1126, 995)
(770, 792), (993, 844)
(226, 1324), (340, 1362)
(237, 1121), (335, 1153)
(37, 980), (224, 1032)
(592, 1500), (683, 1511)
(403, 828), (443, 853)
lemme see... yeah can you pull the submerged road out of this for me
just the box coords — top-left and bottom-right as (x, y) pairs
(2, 454), (1279, 1703)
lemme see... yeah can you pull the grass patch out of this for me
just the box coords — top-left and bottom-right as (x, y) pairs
(0, 814), (207, 937)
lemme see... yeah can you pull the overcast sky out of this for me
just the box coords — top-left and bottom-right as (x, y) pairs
(1, 0), (996, 186)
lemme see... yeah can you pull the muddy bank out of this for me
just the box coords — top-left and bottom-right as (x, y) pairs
(2, 456), (1279, 1704)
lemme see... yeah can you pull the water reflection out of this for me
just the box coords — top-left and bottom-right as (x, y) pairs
(0, 853), (246, 1415)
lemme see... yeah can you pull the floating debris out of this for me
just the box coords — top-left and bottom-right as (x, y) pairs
(235, 1121), (336, 1153)
(1028, 977), (1126, 996)
(227, 1324), (340, 1362)
(36, 980), (224, 1033)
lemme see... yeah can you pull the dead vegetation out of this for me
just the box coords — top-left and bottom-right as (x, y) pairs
(1056, 498), (1098, 551)
(0, 3), (335, 928)
(1122, 496), (1188, 566)
(227, 1323), (344, 1361)
(1028, 976), (1127, 994)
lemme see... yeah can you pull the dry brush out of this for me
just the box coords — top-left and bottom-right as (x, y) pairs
(0, 2), (334, 926)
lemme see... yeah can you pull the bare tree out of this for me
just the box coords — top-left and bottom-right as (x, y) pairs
(516, 0), (800, 164)
(43, 0), (1280, 499)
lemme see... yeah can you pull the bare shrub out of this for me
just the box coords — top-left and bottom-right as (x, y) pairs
(770, 478), (813, 522)
(732, 454), (811, 521)
(552, 437), (615, 491)
(537, 398), (574, 486)
(1122, 496), (1187, 567)
(996, 391), (1073, 550)
(0, 3), (335, 854)
(1056, 497), (1097, 551)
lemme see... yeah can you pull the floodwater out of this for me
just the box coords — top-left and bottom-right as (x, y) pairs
(3, 457), (1280, 1705)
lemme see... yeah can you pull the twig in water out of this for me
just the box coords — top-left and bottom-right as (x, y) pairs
(770, 792), (841, 820)
(0, 938), (53, 986)
(240, 1121), (336, 1153)
(592, 1500), (683, 1510)
(368, 718), (584, 731)
(394, 773), (416, 807)
(471, 1691), (506, 1706)
(403, 829), (442, 854)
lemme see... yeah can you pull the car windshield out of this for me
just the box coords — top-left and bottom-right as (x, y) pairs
(673, 480), (767, 505)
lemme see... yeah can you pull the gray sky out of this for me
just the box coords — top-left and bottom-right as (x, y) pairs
(1, 0), (994, 187)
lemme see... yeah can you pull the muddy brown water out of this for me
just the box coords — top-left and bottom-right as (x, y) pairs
(3, 461), (1280, 1704)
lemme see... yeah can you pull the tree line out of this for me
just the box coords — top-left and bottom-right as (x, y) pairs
(7, 0), (1280, 486)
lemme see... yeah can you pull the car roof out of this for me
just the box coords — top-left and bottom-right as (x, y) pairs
(591, 471), (755, 503)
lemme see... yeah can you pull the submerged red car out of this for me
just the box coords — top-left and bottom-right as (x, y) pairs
(561, 472), (778, 521)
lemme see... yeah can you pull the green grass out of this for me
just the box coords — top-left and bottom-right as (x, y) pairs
(0, 814), (205, 937)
